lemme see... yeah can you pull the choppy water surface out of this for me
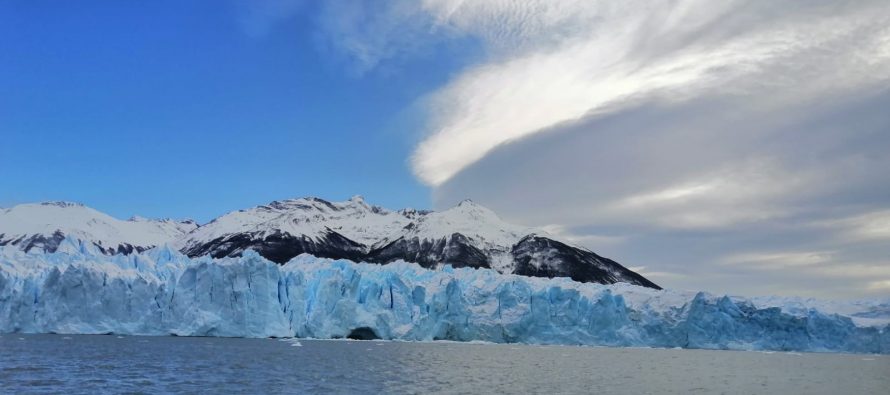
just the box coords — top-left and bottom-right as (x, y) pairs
(1, 335), (887, 394)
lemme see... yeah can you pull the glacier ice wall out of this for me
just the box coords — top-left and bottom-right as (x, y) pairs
(1, 239), (888, 354)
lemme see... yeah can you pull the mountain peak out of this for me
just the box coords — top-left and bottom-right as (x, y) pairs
(453, 199), (494, 213)
(448, 199), (498, 219)
(347, 195), (373, 210)
(39, 201), (84, 208)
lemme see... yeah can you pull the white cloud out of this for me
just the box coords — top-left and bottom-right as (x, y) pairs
(721, 251), (836, 269)
(314, 0), (438, 74)
(591, 159), (811, 229)
(817, 210), (890, 243)
(407, 0), (890, 185)
(540, 224), (625, 248)
(815, 263), (890, 280)
(628, 266), (688, 280)
(233, 0), (306, 37)
(714, 251), (890, 297)
(867, 280), (890, 292)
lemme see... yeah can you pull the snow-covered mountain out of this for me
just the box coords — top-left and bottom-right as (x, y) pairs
(0, 197), (659, 289)
(177, 196), (659, 289)
(0, 202), (197, 254)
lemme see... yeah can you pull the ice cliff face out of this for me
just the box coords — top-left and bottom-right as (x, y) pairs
(1, 241), (887, 354)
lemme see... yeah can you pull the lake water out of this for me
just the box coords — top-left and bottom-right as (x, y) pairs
(1, 334), (887, 394)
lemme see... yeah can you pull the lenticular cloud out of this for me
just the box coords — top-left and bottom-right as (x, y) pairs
(406, 0), (890, 185)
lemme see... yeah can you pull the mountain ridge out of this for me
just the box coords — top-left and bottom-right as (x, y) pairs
(0, 201), (197, 254)
(0, 197), (660, 289)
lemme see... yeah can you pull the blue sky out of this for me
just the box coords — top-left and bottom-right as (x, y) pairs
(2, 1), (889, 298)
(0, 1), (472, 221)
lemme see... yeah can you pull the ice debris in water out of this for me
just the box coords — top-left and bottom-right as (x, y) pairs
(0, 239), (888, 354)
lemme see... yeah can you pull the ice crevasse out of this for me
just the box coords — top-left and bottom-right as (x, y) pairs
(0, 238), (888, 354)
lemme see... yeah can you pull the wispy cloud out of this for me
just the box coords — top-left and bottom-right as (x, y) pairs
(313, 0), (439, 74)
(867, 280), (890, 292)
(590, 158), (812, 229)
(407, 0), (890, 185)
(721, 250), (837, 269)
(232, 0), (306, 38)
(816, 210), (890, 243)
(539, 224), (626, 249)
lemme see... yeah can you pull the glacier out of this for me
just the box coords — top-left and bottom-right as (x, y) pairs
(1, 238), (888, 354)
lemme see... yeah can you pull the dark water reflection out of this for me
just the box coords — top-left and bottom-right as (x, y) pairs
(1, 334), (887, 394)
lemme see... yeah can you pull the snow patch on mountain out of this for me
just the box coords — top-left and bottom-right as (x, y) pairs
(399, 199), (536, 249)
